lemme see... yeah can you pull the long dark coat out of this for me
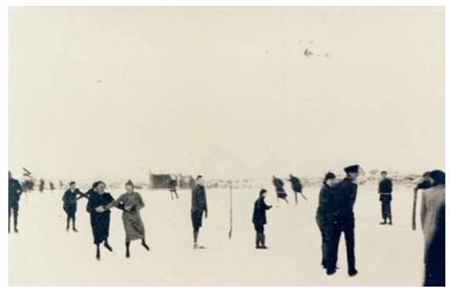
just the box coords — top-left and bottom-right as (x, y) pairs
(252, 197), (271, 226)
(421, 185), (445, 286)
(9, 178), (23, 205)
(331, 178), (358, 226)
(87, 192), (115, 245)
(316, 184), (335, 227)
(289, 176), (303, 192)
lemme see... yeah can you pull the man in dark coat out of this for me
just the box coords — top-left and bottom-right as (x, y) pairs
(9, 171), (23, 233)
(62, 181), (84, 232)
(328, 164), (362, 277)
(289, 174), (305, 204)
(378, 171), (393, 225)
(273, 176), (289, 204)
(191, 175), (208, 249)
(86, 181), (116, 260)
(316, 172), (337, 274)
(421, 170), (445, 286)
(252, 189), (272, 249)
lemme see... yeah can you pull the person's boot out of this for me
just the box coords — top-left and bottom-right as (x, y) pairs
(72, 220), (78, 232)
(260, 234), (268, 249)
(348, 268), (358, 277)
(255, 233), (262, 249)
(388, 218), (393, 225)
(141, 239), (150, 251)
(96, 245), (101, 261)
(326, 267), (336, 275)
(104, 240), (113, 252)
(125, 241), (130, 258)
(380, 219), (387, 225)
(14, 219), (18, 233)
(66, 219), (70, 231)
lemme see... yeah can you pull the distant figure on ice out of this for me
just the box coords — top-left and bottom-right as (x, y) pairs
(49, 182), (55, 192)
(252, 189), (272, 249)
(62, 181), (84, 232)
(272, 176), (289, 204)
(421, 170), (445, 286)
(316, 172), (337, 274)
(413, 172), (433, 230)
(378, 171), (393, 225)
(191, 175), (208, 249)
(86, 181), (116, 260)
(39, 179), (45, 193)
(59, 180), (64, 189)
(168, 177), (179, 200)
(288, 174), (306, 204)
(116, 180), (150, 258)
(328, 165), (362, 277)
(9, 171), (23, 233)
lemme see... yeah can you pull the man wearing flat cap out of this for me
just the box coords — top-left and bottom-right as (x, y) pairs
(328, 164), (361, 277)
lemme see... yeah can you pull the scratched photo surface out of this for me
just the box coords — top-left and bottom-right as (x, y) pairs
(8, 6), (444, 286)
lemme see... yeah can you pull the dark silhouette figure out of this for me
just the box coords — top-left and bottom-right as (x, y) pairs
(378, 171), (393, 225)
(191, 175), (208, 249)
(421, 170), (445, 286)
(252, 189), (272, 249)
(9, 171), (23, 233)
(62, 181), (84, 232)
(86, 181), (116, 260)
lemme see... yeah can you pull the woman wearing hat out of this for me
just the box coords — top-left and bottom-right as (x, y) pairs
(86, 181), (116, 260)
(116, 180), (150, 258)
(316, 172), (338, 274)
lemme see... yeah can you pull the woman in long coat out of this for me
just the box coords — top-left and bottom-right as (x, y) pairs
(116, 180), (150, 258)
(86, 181), (116, 260)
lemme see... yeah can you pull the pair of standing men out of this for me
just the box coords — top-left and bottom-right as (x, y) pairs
(316, 165), (362, 277)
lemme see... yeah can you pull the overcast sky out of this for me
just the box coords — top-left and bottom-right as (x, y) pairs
(8, 7), (444, 183)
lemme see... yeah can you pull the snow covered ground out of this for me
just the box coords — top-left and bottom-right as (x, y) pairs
(9, 182), (425, 286)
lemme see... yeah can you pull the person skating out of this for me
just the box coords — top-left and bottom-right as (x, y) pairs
(191, 175), (208, 249)
(39, 179), (45, 193)
(378, 171), (393, 225)
(49, 182), (55, 192)
(328, 165), (362, 277)
(288, 174), (306, 204)
(62, 181), (84, 232)
(316, 172), (338, 274)
(421, 170), (445, 286)
(273, 176), (289, 204)
(252, 189), (272, 249)
(86, 181), (116, 260)
(9, 171), (23, 233)
(116, 180), (150, 258)
(168, 178), (179, 200)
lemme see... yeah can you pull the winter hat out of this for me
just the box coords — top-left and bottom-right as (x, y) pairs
(259, 188), (268, 196)
(429, 170), (445, 186)
(344, 165), (361, 174)
(324, 172), (336, 182)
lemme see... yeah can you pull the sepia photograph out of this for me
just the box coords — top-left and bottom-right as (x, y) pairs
(3, 2), (447, 287)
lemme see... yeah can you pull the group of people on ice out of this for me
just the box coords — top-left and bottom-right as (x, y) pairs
(271, 174), (306, 204)
(8, 166), (445, 286)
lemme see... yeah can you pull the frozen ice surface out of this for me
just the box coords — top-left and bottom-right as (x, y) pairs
(9, 183), (424, 286)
